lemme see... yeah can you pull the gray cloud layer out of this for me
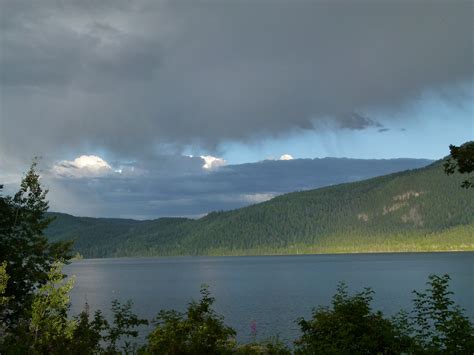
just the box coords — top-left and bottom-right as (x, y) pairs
(40, 157), (431, 219)
(1, 0), (472, 163)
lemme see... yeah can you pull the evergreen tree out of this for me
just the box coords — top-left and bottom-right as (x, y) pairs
(0, 161), (73, 328)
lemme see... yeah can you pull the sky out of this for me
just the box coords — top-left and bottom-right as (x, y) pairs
(0, 0), (472, 218)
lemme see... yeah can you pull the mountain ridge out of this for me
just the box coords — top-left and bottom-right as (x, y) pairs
(46, 157), (433, 220)
(46, 160), (473, 257)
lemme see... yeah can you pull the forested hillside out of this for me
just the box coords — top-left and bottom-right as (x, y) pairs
(46, 161), (473, 257)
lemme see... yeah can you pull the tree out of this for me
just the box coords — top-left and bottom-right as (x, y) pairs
(443, 141), (474, 188)
(104, 300), (149, 354)
(144, 285), (237, 354)
(294, 283), (411, 354)
(409, 274), (474, 353)
(0, 161), (73, 328)
(68, 305), (109, 354)
(0, 261), (147, 354)
(29, 262), (77, 352)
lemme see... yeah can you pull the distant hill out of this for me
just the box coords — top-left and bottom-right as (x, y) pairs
(46, 161), (473, 257)
(201, 157), (435, 194)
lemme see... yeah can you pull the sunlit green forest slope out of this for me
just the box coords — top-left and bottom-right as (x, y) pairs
(46, 161), (473, 257)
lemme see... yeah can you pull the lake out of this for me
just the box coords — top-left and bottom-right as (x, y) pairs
(65, 252), (473, 344)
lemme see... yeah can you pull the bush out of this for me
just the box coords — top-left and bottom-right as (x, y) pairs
(142, 285), (236, 354)
(236, 337), (291, 355)
(294, 283), (409, 354)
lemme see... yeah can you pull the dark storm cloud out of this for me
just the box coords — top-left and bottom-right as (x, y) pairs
(0, 0), (472, 162)
(41, 157), (432, 219)
(337, 113), (383, 130)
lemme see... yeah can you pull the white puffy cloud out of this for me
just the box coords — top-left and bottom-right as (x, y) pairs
(279, 154), (294, 161)
(52, 155), (113, 178)
(200, 155), (226, 170)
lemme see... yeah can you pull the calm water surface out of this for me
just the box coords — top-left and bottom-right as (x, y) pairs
(65, 252), (473, 344)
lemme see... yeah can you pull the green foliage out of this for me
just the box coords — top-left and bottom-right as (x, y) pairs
(408, 274), (474, 353)
(29, 262), (76, 352)
(46, 160), (474, 258)
(0, 162), (73, 327)
(0, 261), (12, 350)
(142, 285), (237, 354)
(105, 300), (149, 354)
(294, 276), (474, 355)
(444, 141), (474, 188)
(236, 337), (291, 355)
(0, 262), (76, 353)
(1, 292), (146, 354)
(69, 305), (109, 354)
(1, 265), (472, 354)
(294, 284), (409, 354)
(0, 261), (10, 306)
(65, 300), (147, 355)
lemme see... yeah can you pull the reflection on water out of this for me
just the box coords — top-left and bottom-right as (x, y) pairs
(65, 252), (473, 343)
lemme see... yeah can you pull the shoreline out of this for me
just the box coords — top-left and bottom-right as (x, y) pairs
(71, 248), (474, 261)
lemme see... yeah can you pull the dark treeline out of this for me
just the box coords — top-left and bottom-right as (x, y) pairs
(46, 160), (473, 258)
